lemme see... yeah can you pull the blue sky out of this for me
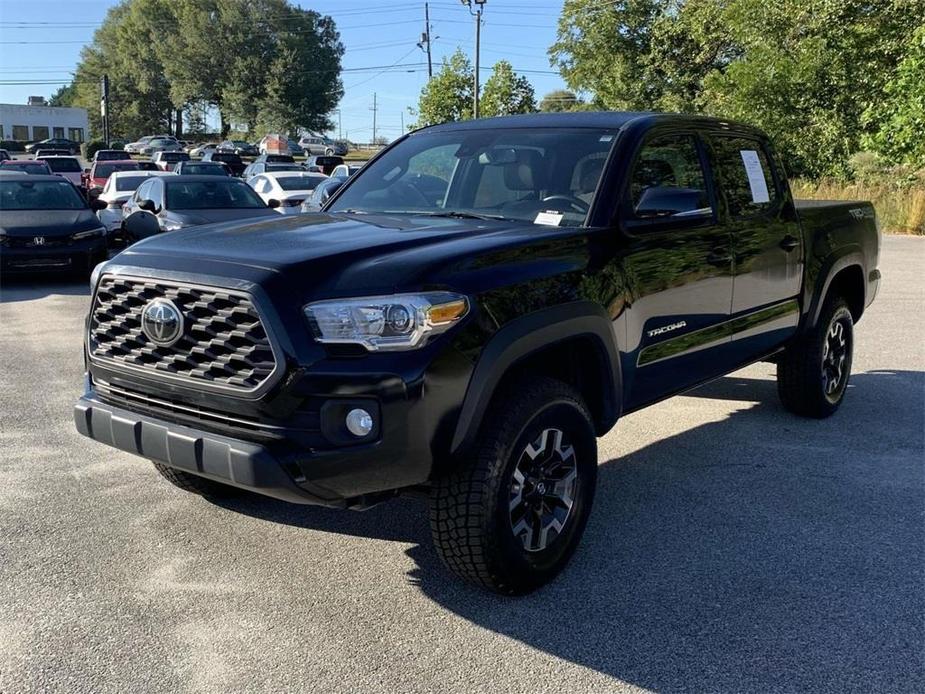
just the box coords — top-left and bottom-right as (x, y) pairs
(0, 0), (569, 141)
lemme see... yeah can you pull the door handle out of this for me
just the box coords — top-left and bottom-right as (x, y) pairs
(779, 235), (799, 251)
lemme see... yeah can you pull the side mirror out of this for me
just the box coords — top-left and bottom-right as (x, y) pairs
(138, 198), (157, 213)
(123, 210), (161, 242)
(89, 198), (107, 212)
(267, 199), (281, 209)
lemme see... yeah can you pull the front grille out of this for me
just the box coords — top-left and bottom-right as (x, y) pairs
(89, 276), (278, 393)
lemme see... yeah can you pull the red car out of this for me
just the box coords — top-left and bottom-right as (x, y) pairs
(83, 159), (141, 193)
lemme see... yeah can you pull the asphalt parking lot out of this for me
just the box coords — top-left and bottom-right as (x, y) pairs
(0, 235), (922, 693)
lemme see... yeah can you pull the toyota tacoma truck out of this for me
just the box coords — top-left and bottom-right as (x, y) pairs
(75, 112), (880, 594)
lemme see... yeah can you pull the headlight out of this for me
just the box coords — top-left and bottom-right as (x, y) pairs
(304, 292), (469, 351)
(72, 227), (107, 240)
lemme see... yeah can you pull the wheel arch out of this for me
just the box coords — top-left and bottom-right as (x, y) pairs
(807, 248), (868, 328)
(449, 302), (622, 457)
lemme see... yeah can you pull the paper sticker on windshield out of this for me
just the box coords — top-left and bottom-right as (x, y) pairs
(740, 150), (770, 203)
(535, 211), (563, 226)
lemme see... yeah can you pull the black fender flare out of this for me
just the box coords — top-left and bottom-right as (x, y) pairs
(449, 301), (622, 456)
(805, 245), (866, 329)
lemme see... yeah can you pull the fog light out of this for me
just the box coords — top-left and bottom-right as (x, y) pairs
(345, 408), (374, 437)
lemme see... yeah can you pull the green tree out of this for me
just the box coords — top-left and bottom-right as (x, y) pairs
(538, 89), (582, 112)
(862, 24), (925, 167)
(48, 83), (77, 107)
(549, 0), (666, 110)
(412, 49), (474, 128)
(480, 60), (536, 117)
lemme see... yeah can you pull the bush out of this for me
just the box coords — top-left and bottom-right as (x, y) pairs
(0, 140), (26, 152)
(81, 140), (108, 160)
(109, 141), (126, 151)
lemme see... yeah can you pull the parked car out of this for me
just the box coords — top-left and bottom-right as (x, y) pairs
(120, 174), (278, 241)
(33, 148), (71, 159)
(0, 149), (10, 162)
(94, 149), (128, 162)
(95, 170), (175, 232)
(287, 140), (303, 156)
(189, 143), (219, 158)
(305, 155), (344, 175)
(83, 160), (142, 192)
(35, 156), (84, 186)
(201, 151), (245, 176)
(247, 171), (328, 214)
(241, 161), (303, 178)
(0, 160), (52, 175)
(330, 163), (363, 179)
(124, 136), (154, 154)
(299, 176), (346, 212)
(172, 160), (231, 176)
(299, 134), (347, 156)
(152, 151), (191, 171)
(24, 137), (80, 155)
(74, 111), (882, 594)
(218, 140), (259, 156)
(0, 173), (107, 274)
(140, 137), (181, 155)
(252, 153), (295, 164)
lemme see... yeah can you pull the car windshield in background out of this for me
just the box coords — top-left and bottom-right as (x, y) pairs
(276, 176), (324, 191)
(114, 175), (151, 192)
(212, 154), (242, 163)
(266, 163), (303, 172)
(165, 179), (265, 209)
(2, 162), (50, 174)
(96, 163), (139, 178)
(42, 158), (82, 173)
(0, 179), (86, 210)
(95, 151), (126, 161)
(160, 153), (187, 161)
(180, 163), (227, 175)
(329, 128), (617, 227)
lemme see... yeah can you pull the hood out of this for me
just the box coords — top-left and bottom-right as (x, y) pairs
(122, 212), (542, 281)
(0, 208), (101, 237)
(170, 207), (279, 226)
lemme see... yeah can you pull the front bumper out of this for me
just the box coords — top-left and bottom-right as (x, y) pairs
(0, 238), (107, 273)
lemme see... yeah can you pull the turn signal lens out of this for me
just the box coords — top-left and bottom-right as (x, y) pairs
(427, 299), (468, 325)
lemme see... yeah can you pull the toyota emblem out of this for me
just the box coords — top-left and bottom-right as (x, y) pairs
(141, 299), (184, 347)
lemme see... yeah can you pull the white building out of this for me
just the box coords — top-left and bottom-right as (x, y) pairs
(0, 103), (89, 143)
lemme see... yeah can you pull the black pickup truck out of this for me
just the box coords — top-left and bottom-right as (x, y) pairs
(75, 112), (880, 594)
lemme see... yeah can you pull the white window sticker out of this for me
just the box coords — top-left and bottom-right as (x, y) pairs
(740, 150), (770, 203)
(534, 210), (563, 226)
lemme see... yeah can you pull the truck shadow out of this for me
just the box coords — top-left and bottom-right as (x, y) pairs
(0, 273), (90, 303)
(216, 369), (925, 691)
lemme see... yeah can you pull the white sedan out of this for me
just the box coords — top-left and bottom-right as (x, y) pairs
(95, 170), (174, 231)
(247, 172), (329, 214)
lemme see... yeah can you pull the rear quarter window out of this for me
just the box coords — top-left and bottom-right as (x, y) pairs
(710, 136), (780, 218)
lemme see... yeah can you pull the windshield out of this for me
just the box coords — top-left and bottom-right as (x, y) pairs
(181, 163), (227, 175)
(0, 179), (86, 210)
(212, 154), (241, 163)
(276, 175), (325, 191)
(266, 163), (302, 172)
(95, 163), (139, 178)
(160, 153), (187, 161)
(96, 151), (126, 161)
(166, 179), (265, 209)
(113, 175), (152, 192)
(329, 127), (616, 226)
(3, 162), (50, 174)
(42, 158), (81, 173)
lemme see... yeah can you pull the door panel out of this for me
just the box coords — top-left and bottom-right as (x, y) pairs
(708, 135), (803, 357)
(619, 133), (735, 410)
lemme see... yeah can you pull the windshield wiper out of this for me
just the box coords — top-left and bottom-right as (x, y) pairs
(407, 210), (512, 222)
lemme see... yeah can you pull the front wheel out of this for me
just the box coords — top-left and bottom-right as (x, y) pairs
(777, 296), (854, 418)
(324, 148), (334, 155)
(430, 378), (597, 594)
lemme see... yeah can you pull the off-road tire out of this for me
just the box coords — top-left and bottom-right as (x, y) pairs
(777, 296), (854, 418)
(430, 378), (597, 595)
(151, 462), (240, 498)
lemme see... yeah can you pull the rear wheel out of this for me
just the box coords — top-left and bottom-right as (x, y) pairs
(151, 462), (240, 498)
(777, 296), (854, 418)
(430, 378), (597, 594)
(325, 148), (334, 155)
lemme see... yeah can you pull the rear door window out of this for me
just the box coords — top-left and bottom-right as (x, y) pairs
(709, 136), (779, 218)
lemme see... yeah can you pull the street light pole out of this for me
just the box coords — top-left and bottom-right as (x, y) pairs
(462, 0), (486, 119)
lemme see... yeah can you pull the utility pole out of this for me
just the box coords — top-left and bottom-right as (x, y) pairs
(100, 74), (110, 146)
(371, 92), (378, 145)
(424, 3), (433, 78)
(461, 0), (486, 118)
(337, 109), (342, 140)
(401, 110), (405, 133)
